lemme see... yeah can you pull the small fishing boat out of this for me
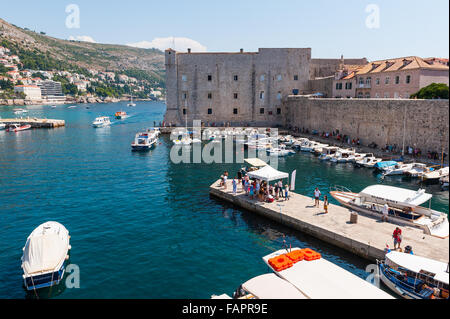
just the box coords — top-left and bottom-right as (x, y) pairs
(382, 163), (415, 176)
(355, 155), (382, 168)
(131, 131), (158, 151)
(267, 145), (295, 157)
(0, 123), (5, 130)
(404, 163), (431, 178)
(330, 149), (356, 163)
(330, 185), (449, 238)
(51, 105), (57, 108)
(115, 111), (128, 120)
(300, 140), (321, 152)
(21, 221), (71, 291)
(67, 105), (77, 109)
(421, 167), (449, 183)
(374, 161), (399, 171)
(13, 108), (28, 115)
(440, 176), (449, 190)
(92, 116), (111, 128)
(7, 124), (31, 132)
(318, 146), (340, 161)
(378, 251), (449, 299)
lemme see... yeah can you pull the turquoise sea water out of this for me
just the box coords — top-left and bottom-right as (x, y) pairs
(0, 101), (448, 299)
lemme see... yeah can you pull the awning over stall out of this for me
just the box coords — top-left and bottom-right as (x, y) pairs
(246, 165), (289, 181)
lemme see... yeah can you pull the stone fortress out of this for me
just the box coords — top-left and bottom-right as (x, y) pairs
(164, 48), (449, 154)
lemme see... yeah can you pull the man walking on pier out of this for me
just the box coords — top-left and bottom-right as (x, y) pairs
(314, 187), (321, 208)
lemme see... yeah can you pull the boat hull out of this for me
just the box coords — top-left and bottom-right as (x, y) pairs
(24, 262), (67, 291)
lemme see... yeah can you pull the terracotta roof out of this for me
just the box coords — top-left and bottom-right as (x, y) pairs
(356, 56), (449, 75)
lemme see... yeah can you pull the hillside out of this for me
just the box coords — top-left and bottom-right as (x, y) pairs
(0, 18), (165, 83)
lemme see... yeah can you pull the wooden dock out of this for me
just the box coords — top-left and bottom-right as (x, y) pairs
(210, 180), (449, 263)
(0, 118), (65, 128)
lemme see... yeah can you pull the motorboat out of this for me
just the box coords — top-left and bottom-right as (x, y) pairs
(318, 146), (340, 161)
(13, 108), (28, 115)
(92, 116), (111, 128)
(374, 161), (399, 171)
(7, 124), (31, 132)
(312, 143), (329, 155)
(21, 221), (71, 291)
(330, 185), (449, 238)
(267, 145), (295, 157)
(300, 140), (322, 152)
(127, 94), (136, 107)
(67, 105), (77, 109)
(378, 251), (449, 299)
(213, 247), (392, 299)
(292, 138), (309, 151)
(355, 155), (382, 168)
(330, 149), (356, 163)
(131, 131), (158, 151)
(115, 111), (128, 120)
(421, 167), (449, 183)
(147, 127), (161, 137)
(0, 122), (6, 130)
(440, 176), (449, 190)
(382, 163), (415, 176)
(405, 163), (432, 178)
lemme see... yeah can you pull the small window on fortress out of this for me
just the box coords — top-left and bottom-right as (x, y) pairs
(277, 75), (282, 81)
(376, 78), (380, 85)
(260, 75), (265, 82)
(208, 93), (212, 99)
(260, 91), (265, 100)
(183, 108), (186, 115)
(406, 75), (411, 84)
(208, 108), (212, 115)
(233, 108), (238, 115)
(233, 75), (238, 81)
(260, 108), (265, 114)
(277, 108), (281, 115)
(207, 75), (212, 81)
(234, 93), (238, 99)
(182, 92), (188, 100)
(182, 75), (187, 82)
(294, 75), (298, 81)
(385, 77), (390, 84)
(277, 92), (282, 100)
(395, 76), (400, 84)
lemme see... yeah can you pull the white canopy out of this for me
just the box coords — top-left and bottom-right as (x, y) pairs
(386, 251), (449, 285)
(246, 165), (289, 182)
(242, 273), (307, 299)
(263, 249), (394, 299)
(22, 222), (69, 275)
(360, 185), (432, 207)
(244, 158), (268, 167)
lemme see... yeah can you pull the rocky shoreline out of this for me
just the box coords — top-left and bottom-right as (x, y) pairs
(0, 96), (158, 106)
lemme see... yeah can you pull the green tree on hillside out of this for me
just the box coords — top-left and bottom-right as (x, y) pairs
(410, 83), (449, 99)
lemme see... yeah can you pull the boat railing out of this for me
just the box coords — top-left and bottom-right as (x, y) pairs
(330, 185), (353, 193)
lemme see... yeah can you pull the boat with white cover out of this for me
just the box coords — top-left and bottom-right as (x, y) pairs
(382, 163), (415, 176)
(405, 163), (432, 178)
(21, 221), (71, 291)
(330, 149), (356, 163)
(92, 116), (111, 128)
(267, 145), (295, 157)
(0, 123), (5, 130)
(330, 185), (449, 238)
(378, 251), (449, 299)
(355, 155), (382, 168)
(262, 248), (393, 299)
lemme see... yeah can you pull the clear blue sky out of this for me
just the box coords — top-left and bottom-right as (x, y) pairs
(1, 0), (448, 60)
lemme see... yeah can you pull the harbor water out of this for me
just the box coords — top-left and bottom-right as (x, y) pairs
(0, 101), (448, 299)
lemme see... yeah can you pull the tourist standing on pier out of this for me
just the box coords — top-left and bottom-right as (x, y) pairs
(323, 195), (329, 213)
(284, 184), (290, 201)
(314, 188), (321, 207)
(232, 178), (237, 195)
(278, 180), (284, 198)
(393, 227), (402, 250)
(382, 204), (389, 222)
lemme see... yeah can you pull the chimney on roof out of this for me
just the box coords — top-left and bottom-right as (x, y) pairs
(187, 48), (191, 53)
(240, 48), (244, 53)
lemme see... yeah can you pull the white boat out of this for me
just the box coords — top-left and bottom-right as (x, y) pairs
(21, 221), (71, 291)
(330, 149), (356, 163)
(330, 185), (449, 238)
(318, 146), (340, 161)
(131, 131), (158, 151)
(405, 163), (432, 178)
(312, 143), (329, 155)
(267, 145), (295, 157)
(0, 123), (5, 130)
(262, 248), (393, 299)
(378, 251), (449, 299)
(440, 176), (449, 190)
(67, 105), (77, 109)
(127, 94), (136, 107)
(355, 156), (382, 168)
(421, 167), (449, 183)
(382, 163), (415, 176)
(13, 108), (28, 115)
(92, 116), (111, 128)
(300, 140), (321, 152)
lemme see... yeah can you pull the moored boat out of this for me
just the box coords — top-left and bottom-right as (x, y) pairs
(7, 124), (31, 132)
(378, 251), (449, 299)
(382, 163), (415, 176)
(0, 122), (6, 130)
(21, 221), (71, 291)
(318, 146), (340, 161)
(421, 166), (449, 183)
(115, 111), (128, 120)
(330, 185), (449, 238)
(404, 163), (431, 178)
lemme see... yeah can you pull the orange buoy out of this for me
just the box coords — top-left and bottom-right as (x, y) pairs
(301, 248), (321, 261)
(286, 250), (304, 263)
(268, 254), (293, 271)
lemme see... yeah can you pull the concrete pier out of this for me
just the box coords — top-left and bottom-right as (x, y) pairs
(210, 180), (449, 263)
(0, 118), (65, 128)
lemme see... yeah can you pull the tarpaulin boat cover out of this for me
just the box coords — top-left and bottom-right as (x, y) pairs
(22, 222), (69, 275)
(374, 161), (398, 169)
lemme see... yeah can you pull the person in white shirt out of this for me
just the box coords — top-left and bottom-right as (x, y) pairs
(382, 204), (389, 222)
(313, 188), (321, 207)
